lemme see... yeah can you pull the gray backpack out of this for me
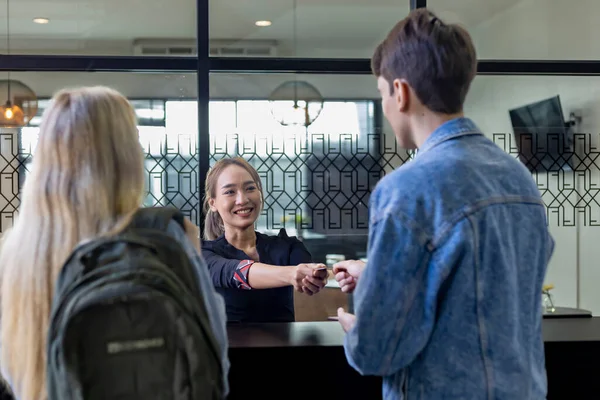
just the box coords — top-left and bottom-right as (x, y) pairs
(47, 207), (224, 400)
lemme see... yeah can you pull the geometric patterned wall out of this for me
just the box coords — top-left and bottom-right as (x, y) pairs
(0, 131), (25, 232)
(0, 131), (203, 232)
(209, 131), (600, 229)
(143, 133), (200, 224)
(210, 132), (413, 234)
(493, 132), (600, 227)
(3, 123), (598, 234)
(0, 129), (410, 234)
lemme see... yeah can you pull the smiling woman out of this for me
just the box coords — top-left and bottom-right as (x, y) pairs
(201, 157), (329, 323)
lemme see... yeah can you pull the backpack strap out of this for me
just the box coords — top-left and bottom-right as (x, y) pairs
(128, 206), (186, 232)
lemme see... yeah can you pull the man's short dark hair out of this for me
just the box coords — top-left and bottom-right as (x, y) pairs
(372, 9), (477, 114)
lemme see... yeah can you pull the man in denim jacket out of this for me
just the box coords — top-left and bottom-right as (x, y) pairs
(333, 8), (554, 400)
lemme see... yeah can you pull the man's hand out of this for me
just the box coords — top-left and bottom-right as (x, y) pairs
(337, 307), (356, 332)
(332, 259), (366, 293)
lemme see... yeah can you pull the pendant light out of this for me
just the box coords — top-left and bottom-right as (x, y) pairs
(268, 0), (323, 127)
(0, 0), (38, 127)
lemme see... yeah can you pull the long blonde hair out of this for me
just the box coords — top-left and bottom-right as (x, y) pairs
(203, 157), (263, 240)
(0, 86), (145, 400)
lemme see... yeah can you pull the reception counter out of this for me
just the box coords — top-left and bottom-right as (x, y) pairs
(0, 317), (595, 399)
(292, 278), (349, 321)
(227, 318), (600, 399)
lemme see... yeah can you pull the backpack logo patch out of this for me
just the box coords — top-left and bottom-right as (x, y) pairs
(106, 337), (165, 354)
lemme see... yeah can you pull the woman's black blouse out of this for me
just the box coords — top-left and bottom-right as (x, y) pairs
(201, 229), (312, 323)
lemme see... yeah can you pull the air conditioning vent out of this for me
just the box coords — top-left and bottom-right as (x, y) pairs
(168, 47), (195, 55)
(210, 40), (278, 57)
(133, 39), (196, 56)
(133, 39), (278, 57)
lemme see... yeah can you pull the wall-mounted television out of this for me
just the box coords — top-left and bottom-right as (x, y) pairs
(509, 95), (573, 172)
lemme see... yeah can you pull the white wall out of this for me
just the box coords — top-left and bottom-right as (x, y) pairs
(469, 0), (600, 60)
(462, 0), (600, 314)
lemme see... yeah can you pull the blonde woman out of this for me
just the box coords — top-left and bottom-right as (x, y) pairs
(0, 87), (229, 400)
(202, 157), (328, 323)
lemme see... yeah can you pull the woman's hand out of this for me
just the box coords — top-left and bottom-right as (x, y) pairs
(301, 267), (329, 295)
(289, 263), (328, 295)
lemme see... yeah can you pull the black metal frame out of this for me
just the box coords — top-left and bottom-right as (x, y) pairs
(3, 0), (600, 227)
(411, 0), (427, 9)
(197, 0), (209, 226)
(5, 55), (600, 76)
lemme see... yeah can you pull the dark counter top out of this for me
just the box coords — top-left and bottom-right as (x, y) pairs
(227, 317), (600, 349)
(543, 306), (592, 318)
(227, 321), (345, 348)
(224, 318), (600, 399)
(543, 317), (600, 342)
(226, 321), (380, 399)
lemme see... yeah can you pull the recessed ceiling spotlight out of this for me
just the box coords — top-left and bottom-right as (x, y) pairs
(255, 20), (272, 27)
(33, 17), (50, 24)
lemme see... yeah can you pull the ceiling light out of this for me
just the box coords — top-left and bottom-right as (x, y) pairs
(33, 17), (50, 24)
(255, 20), (272, 27)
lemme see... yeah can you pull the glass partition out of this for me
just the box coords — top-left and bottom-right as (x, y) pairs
(465, 74), (600, 315)
(5, 0), (196, 57)
(429, 0), (600, 60)
(0, 72), (200, 230)
(209, 0), (410, 58)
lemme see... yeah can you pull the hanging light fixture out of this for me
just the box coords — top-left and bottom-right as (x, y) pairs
(0, 80), (38, 127)
(268, 80), (323, 127)
(268, 0), (323, 128)
(0, 0), (38, 128)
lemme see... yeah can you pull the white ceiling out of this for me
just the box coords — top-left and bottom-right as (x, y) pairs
(0, 0), (524, 56)
(428, 0), (522, 27)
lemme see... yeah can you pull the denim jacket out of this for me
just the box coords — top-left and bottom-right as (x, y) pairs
(344, 117), (554, 400)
